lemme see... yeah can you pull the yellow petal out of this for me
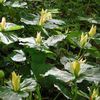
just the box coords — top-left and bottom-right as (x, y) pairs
(88, 25), (96, 37)
(91, 89), (99, 99)
(71, 60), (80, 77)
(80, 33), (88, 47)
(11, 71), (20, 92)
(35, 32), (42, 44)
(39, 9), (52, 25)
(0, 17), (6, 30)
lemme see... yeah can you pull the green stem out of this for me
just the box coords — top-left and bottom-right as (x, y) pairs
(53, 92), (61, 100)
(72, 79), (78, 100)
(77, 48), (82, 59)
(25, 92), (32, 100)
(0, 78), (4, 86)
(36, 84), (42, 100)
(73, 83), (78, 100)
(29, 92), (32, 100)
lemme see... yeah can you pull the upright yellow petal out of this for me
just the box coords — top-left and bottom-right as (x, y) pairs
(11, 71), (20, 92)
(88, 25), (96, 37)
(91, 88), (99, 99)
(39, 9), (52, 25)
(80, 33), (88, 47)
(35, 32), (42, 45)
(0, 17), (6, 30)
(71, 60), (80, 77)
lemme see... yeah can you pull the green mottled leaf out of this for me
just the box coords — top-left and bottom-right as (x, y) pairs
(20, 78), (37, 92)
(0, 32), (18, 44)
(43, 67), (74, 82)
(0, 23), (24, 32)
(27, 48), (52, 79)
(0, 87), (28, 100)
(44, 34), (66, 46)
(11, 50), (26, 62)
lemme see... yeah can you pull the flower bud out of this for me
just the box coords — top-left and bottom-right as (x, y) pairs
(0, 17), (6, 30)
(12, 71), (21, 92)
(35, 32), (42, 45)
(88, 25), (96, 37)
(71, 60), (80, 77)
(0, 0), (4, 3)
(0, 70), (5, 79)
(90, 89), (99, 100)
(80, 33), (88, 47)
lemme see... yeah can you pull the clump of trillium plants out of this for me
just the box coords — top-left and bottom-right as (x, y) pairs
(0, 0), (100, 100)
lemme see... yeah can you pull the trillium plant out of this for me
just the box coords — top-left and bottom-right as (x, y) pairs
(0, 0), (100, 100)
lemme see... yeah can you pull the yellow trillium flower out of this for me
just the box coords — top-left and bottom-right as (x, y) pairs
(91, 89), (99, 100)
(71, 60), (80, 77)
(0, 0), (4, 3)
(88, 25), (96, 37)
(35, 32), (42, 45)
(39, 9), (52, 25)
(0, 17), (6, 30)
(11, 71), (21, 92)
(80, 33), (88, 47)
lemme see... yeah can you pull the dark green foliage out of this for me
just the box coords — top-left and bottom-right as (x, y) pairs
(0, 0), (100, 100)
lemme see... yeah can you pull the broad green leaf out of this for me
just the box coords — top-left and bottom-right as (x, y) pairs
(5, 23), (24, 31)
(11, 50), (26, 62)
(95, 0), (100, 4)
(48, 19), (65, 25)
(86, 47), (100, 58)
(27, 48), (52, 79)
(60, 56), (69, 65)
(93, 38), (100, 45)
(42, 75), (72, 99)
(18, 37), (36, 48)
(0, 32), (18, 44)
(20, 78), (37, 92)
(0, 23), (24, 32)
(44, 22), (59, 29)
(78, 16), (100, 24)
(21, 17), (39, 25)
(68, 31), (81, 37)
(44, 19), (65, 29)
(79, 64), (94, 74)
(48, 9), (59, 13)
(43, 67), (74, 82)
(85, 68), (100, 82)
(0, 87), (28, 100)
(44, 34), (66, 46)
(5, 1), (27, 8)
